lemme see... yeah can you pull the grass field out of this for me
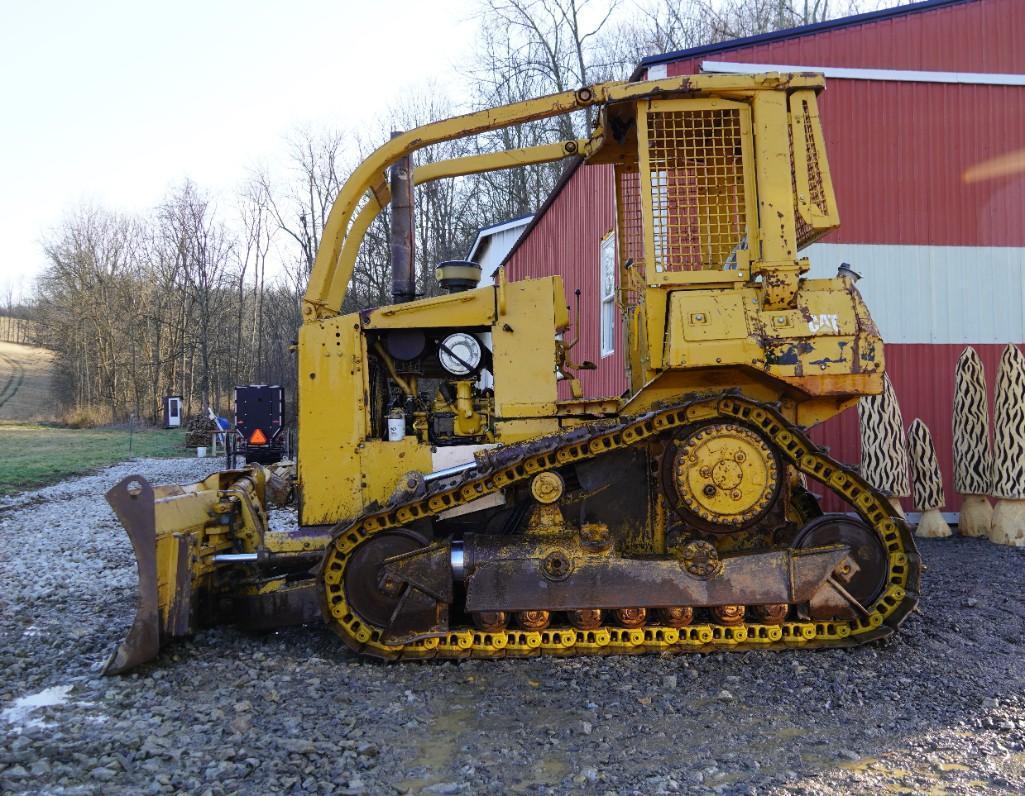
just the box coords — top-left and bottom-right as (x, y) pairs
(0, 424), (187, 496)
(0, 340), (56, 422)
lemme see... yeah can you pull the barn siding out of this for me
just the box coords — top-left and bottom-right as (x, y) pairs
(804, 243), (1025, 344)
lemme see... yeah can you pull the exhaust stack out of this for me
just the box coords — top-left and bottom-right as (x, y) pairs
(389, 131), (416, 304)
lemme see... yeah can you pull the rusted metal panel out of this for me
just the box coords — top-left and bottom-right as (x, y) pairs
(462, 533), (850, 611)
(390, 143), (416, 303)
(232, 580), (322, 632)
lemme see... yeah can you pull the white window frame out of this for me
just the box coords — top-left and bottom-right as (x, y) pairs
(599, 231), (617, 358)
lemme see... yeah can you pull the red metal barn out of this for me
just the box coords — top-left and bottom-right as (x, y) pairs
(502, 0), (1025, 515)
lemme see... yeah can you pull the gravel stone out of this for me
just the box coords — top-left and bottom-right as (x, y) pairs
(2, 456), (1025, 793)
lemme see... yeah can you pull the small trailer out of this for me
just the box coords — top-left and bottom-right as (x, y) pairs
(227, 384), (290, 466)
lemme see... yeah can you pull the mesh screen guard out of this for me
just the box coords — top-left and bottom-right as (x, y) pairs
(614, 92), (838, 282)
(644, 104), (750, 273)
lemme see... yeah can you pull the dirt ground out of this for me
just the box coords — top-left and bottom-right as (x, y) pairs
(2, 458), (1025, 795)
(0, 341), (56, 421)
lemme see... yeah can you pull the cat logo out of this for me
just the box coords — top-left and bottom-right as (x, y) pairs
(808, 313), (840, 334)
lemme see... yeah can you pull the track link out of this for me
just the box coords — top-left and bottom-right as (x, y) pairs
(320, 394), (921, 660)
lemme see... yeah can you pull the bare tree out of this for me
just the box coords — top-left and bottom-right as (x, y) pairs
(237, 184), (273, 382)
(36, 205), (146, 418)
(156, 182), (234, 412)
(473, 0), (622, 137)
(254, 128), (349, 296)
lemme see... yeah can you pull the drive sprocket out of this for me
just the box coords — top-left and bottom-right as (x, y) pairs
(668, 422), (781, 531)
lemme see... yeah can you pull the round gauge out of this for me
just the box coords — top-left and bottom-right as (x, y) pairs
(438, 332), (482, 376)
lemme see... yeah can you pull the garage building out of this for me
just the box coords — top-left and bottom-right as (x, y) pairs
(501, 0), (1025, 513)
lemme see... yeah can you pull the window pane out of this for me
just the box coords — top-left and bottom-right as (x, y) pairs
(600, 233), (616, 356)
(601, 300), (615, 355)
(601, 235), (616, 300)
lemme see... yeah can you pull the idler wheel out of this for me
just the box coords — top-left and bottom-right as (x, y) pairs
(516, 610), (551, 631)
(343, 528), (429, 629)
(750, 603), (788, 625)
(472, 611), (508, 632)
(711, 604), (745, 626)
(792, 514), (888, 610)
(614, 607), (647, 628)
(657, 606), (694, 627)
(567, 609), (603, 630)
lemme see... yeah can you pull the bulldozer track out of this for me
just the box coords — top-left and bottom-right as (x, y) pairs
(0, 351), (25, 410)
(320, 394), (921, 660)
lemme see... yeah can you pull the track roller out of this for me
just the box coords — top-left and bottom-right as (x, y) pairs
(567, 609), (602, 630)
(473, 611), (508, 631)
(750, 603), (788, 625)
(615, 607), (647, 628)
(711, 605), (745, 626)
(657, 607), (695, 627)
(516, 610), (551, 630)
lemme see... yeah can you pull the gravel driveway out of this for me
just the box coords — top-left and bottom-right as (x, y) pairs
(2, 457), (1025, 795)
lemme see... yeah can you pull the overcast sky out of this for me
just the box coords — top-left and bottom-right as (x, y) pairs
(0, 0), (478, 300)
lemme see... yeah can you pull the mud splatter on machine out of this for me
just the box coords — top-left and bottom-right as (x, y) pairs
(104, 72), (919, 672)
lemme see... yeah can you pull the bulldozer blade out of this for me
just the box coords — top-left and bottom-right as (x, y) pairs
(103, 475), (160, 675)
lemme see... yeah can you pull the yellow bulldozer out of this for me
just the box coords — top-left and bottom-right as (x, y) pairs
(104, 71), (919, 673)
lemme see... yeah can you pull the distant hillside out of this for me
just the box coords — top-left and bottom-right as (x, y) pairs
(0, 341), (57, 421)
(0, 315), (37, 346)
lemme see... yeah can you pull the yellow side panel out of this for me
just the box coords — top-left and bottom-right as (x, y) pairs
(750, 91), (797, 265)
(500, 402), (557, 418)
(644, 287), (668, 372)
(360, 438), (432, 508)
(552, 277), (570, 330)
(674, 291), (749, 341)
(492, 278), (560, 419)
(297, 317), (368, 526)
(663, 279), (883, 388)
(665, 290), (761, 368)
(495, 418), (560, 442)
